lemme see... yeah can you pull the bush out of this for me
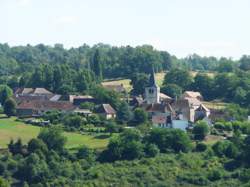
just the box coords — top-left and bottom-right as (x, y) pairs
(214, 122), (225, 130)
(239, 169), (250, 182)
(80, 102), (95, 110)
(77, 146), (95, 162)
(0, 162), (5, 175)
(63, 114), (84, 128)
(144, 144), (160, 157)
(196, 143), (207, 152)
(208, 169), (223, 181)
(212, 141), (238, 158)
(147, 128), (192, 153)
(4, 98), (16, 117)
(193, 121), (209, 140)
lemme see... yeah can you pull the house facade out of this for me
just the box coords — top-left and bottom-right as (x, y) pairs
(96, 104), (116, 119)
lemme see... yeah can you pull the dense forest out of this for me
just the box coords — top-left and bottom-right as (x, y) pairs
(1, 43), (250, 103)
(1, 43), (250, 79)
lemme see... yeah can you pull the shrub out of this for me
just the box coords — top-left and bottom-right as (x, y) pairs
(212, 141), (238, 158)
(208, 169), (223, 181)
(193, 121), (209, 140)
(196, 143), (207, 152)
(144, 144), (160, 157)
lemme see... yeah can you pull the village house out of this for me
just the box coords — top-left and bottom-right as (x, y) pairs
(95, 104), (116, 119)
(138, 69), (210, 130)
(16, 100), (76, 117)
(182, 91), (203, 101)
(14, 88), (62, 103)
(15, 88), (53, 96)
(68, 95), (97, 106)
(172, 97), (210, 123)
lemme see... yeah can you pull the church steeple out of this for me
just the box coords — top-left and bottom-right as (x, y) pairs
(149, 67), (157, 87)
(144, 66), (160, 104)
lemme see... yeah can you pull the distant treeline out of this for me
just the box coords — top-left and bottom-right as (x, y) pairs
(1, 43), (250, 79)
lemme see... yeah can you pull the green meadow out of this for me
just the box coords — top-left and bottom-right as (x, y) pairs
(0, 116), (109, 150)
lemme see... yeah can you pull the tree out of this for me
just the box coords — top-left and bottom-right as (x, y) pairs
(30, 67), (44, 87)
(163, 69), (193, 89)
(77, 146), (95, 161)
(4, 98), (16, 117)
(193, 121), (209, 140)
(117, 101), (132, 123)
(196, 142), (207, 152)
(130, 73), (149, 95)
(122, 140), (144, 160)
(105, 121), (119, 135)
(92, 49), (103, 81)
(100, 129), (143, 162)
(0, 85), (13, 105)
(192, 74), (214, 100)
(15, 153), (49, 183)
(213, 73), (238, 100)
(161, 84), (182, 98)
(233, 87), (247, 105)
(239, 55), (250, 71)
(217, 61), (235, 72)
(38, 127), (67, 152)
(8, 138), (24, 155)
(133, 108), (148, 124)
(147, 128), (192, 153)
(212, 141), (238, 158)
(144, 143), (160, 157)
(63, 114), (83, 128)
(28, 138), (48, 154)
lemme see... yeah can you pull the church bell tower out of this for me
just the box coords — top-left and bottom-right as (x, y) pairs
(145, 68), (160, 104)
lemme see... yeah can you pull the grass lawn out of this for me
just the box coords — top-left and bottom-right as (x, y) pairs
(0, 116), (109, 150)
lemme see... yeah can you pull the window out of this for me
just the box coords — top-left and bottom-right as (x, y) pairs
(149, 88), (154, 94)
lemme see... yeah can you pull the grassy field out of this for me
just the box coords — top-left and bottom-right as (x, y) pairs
(0, 117), (109, 150)
(102, 71), (215, 92)
(102, 72), (166, 92)
(203, 101), (228, 110)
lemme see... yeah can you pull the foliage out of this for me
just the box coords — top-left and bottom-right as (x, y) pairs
(193, 121), (210, 140)
(38, 127), (67, 153)
(0, 85), (13, 105)
(147, 128), (192, 153)
(79, 102), (95, 110)
(161, 83), (183, 98)
(116, 101), (132, 123)
(133, 108), (148, 124)
(3, 98), (16, 117)
(163, 69), (193, 89)
(130, 73), (149, 95)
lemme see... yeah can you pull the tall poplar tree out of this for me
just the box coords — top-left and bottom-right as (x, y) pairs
(92, 49), (103, 81)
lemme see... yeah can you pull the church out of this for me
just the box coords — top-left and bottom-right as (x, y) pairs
(140, 68), (210, 131)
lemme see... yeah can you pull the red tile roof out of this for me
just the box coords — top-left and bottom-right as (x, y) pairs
(17, 100), (76, 111)
(140, 103), (174, 113)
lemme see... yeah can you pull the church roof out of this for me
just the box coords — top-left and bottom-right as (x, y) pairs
(148, 68), (158, 87)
